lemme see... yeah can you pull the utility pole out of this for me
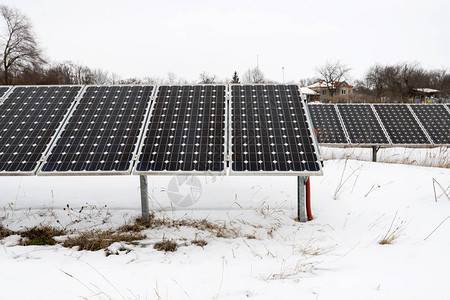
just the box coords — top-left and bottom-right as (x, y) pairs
(282, 67), (285, 84)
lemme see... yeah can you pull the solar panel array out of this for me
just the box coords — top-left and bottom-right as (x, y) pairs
(135, 85), (226, 173)
(40, 86), (154, 174)
(410, 105), (450, 144)
(0, 86), (82, 174)
(231, 85), (321, 174)
(337, 104), (389, 144)
(1, 83), (449, 177)
(308, 104), (348, 144)
(374, 104), (430, 144)
(308, 103), (449, 146)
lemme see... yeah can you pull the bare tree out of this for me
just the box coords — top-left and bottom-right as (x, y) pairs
(166, 72), (188, 85)
(299, 77), (320, 87)
(365, 64), (386, 99)
(0, 5), (45, 84)
(199, 71), (217, 84)
(315, 60), (351, 97)
(243, 67), (266, 83)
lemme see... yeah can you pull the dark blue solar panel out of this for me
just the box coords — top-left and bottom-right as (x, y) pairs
(40, 86), (154, 173)
(374, 104), (429, 144)
(0, 86), (82, 174)
(135, 85), (226, 173)
(231, 85), (321, 173)
(308, 104), (348, 144)
(337, 104), (389, 144)
(410, 104), (450, 144)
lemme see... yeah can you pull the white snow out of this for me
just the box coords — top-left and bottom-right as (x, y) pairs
(0, 158), (449, 299)
(300, 87), (318, 95)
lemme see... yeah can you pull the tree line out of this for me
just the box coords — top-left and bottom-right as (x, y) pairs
(1, 4), (449, 102)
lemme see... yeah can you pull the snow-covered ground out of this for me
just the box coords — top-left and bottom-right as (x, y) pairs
(0, 158), (449, 299)
(321, 146), (449, 168)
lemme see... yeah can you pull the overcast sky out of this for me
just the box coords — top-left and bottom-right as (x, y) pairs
(3, 0), (449, 83)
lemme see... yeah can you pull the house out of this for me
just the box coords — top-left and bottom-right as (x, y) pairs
(307, 80), (354, 101)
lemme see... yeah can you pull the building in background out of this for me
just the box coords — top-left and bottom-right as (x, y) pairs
(307, 80), (354, 102)
(300, 87), (319, 102)
(413, 88), (446, 103)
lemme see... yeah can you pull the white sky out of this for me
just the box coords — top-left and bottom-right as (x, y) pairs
(3, 0), (450, 83)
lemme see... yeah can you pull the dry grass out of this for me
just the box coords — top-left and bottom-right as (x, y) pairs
(63, 230), (145, 251)
(0, 223), (14, 239)
(121, 215), (239, 239)
(269, 259), (319, 280)
(191, 239), (207, 247)
(19, 226), (66, 246)
(154, 239), (178, 252)
(379, 212), (406, 245)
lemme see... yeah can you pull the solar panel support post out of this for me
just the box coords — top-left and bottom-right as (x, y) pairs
(297, 176), (308, 222)
(372, 146), (380, 162)
(139, 175), (150, 221)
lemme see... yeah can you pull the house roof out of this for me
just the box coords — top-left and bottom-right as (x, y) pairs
(414, 88), (439, 93)
(307, 80), (353, 89)
(300, 87), (319, 95)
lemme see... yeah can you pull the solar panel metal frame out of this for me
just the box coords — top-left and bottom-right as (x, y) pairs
(0, 85), (85, 176)
(37, 85), (156, 176)
(229, 84), (323, 176)
(303, 97), (325, 163)
(307, 103), (351, 146)
(371, 103), (433, 146)
(132, 84), (228, 176)
(0, 86), (13, 103)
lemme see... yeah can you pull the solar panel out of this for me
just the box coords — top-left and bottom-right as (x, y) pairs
(374, 104), (430, 144)
(337, 104), (389, 144)
(231, 84), (322, 174)
(0, 86), (82, 175)
(308, 104), (349, 144)
(410, 104), (450, 144)
(134, 85), (226, 174)
(39, 85), (154, 174)
(0, 86), (11, 99)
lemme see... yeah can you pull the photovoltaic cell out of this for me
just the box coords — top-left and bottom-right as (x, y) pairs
(337, 104), (389, 144)
(135, 85), (226, 173)
(410, 104), (450, 144)
(0, 86), (82, 174)
(40, 86), (154, 173)
(0, 86), (11, 98)
(231, 85), (321, 173)
(374, 104), (429, 144)
(308, 104), (348, 144)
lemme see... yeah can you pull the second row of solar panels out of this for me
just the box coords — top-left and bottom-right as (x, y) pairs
(309, 104), (450, 145)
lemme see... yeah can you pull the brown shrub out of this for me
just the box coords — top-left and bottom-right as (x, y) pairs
(63, 230), (145, 251)
(154, 239), (178, 252)
(0, 223), (14, 239)
(20, 226), (65, 246)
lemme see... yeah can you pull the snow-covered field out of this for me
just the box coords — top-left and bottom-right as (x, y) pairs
(0, 157), (449, 299)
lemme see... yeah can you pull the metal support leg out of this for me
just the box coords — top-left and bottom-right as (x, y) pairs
(139, 175), (150, 221)
(297, 176), (307, 222)
(372, 146), (379, 162)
